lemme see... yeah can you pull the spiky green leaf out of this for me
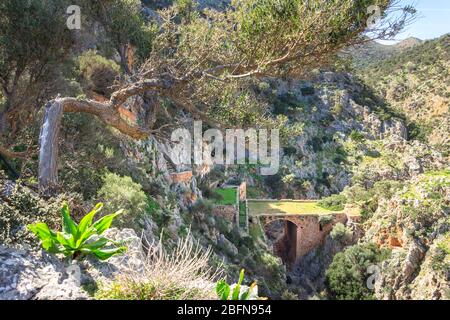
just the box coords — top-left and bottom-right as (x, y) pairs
(77, 203), (103, 237)
(91, 246), (127, 261)
(216, 280), (230, 300)
(27, 223), (61, 253)
(231, 269), (245, 300)
(61, 202), (78, 235)
(92, 210), (123, 235)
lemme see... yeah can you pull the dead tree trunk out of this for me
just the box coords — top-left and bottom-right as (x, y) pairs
(0, 112), (6, 134)
(38, 100), (63, 194)
(36, 77), (176, 193)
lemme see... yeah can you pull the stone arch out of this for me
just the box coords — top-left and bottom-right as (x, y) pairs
(255, 213), (349, 268)
(261, 217), (300, 267)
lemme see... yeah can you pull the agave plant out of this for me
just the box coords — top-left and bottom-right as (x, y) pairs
(28, 202), (126, 261)
(216, 269), (259, 300)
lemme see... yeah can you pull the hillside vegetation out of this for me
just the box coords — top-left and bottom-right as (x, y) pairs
(358, 34), (450, 151)
(349, 37), (423, 69)
(0, 0), (448, 301)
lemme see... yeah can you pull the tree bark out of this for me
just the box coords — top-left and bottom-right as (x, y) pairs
(0, 145), (27, 159)
(0, 112), (6, 134)
(38, 100), (63, 193)
(37, 97), (153, 193)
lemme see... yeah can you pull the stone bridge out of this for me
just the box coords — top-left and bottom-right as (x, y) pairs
(247, 200), (360, 268)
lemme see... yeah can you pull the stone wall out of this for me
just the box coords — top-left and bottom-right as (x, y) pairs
(238, 181), (247, 201)
(212, 205), (237, 224)
(294, 213), (347, 260)
(346, 214), (362, 223)
(170, 171), (193, 184)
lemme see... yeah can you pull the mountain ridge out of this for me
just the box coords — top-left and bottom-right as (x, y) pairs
(349, 36), (424, 69)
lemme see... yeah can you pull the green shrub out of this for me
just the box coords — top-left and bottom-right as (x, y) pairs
(239, 201), (247, 228)
(0, 90), (5, 111)
(318, 215), (334, 228)
(254, 252), (287, 297)
(282, 174), (296, 185)
(249, 221), (265, 242)
(146, 197), (160, 216)
(330, 223), (353, 243)
(318, 194), (347, 211)
(326, 243), (390, 300)
(96, 281), (206, 300)
(200, 183), (221, 201)
(281, 290), (299, 300)
(175, 0), (196, 20)
(264, 174), (284, 198)
(0, 177), (76, 246)
(432, 234), (450, 272)
(77, 50), (120, 97)
(283, 146), (297, 157)
(149, 200), (171, 228)
(246, 186), (265, 199)
(308, 136), (324, 152)
(349, 130), (365, 142)
(97, 173), (149, 227)
(407, 121), (432, 143)
(343, 181), (402, 221)
(190, 199), (214, 215)
(273, 92), (301, 115)
(28, 202), (126, 260)
(431, 247), (448, 271)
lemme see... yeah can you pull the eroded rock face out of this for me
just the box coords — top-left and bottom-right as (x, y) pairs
(409, 241), (450, 300)
(374, 240), (449, 300)
(81, 228), (145, 285)
(0, 228), (145, 300)
(0, 246), (87, 300)
(364, 173), (450, 300)
(290, 235), (344, 298)
(216, 234), (239, 258)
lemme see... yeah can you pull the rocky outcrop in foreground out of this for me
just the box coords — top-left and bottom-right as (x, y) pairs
(0, 228), (143, 300)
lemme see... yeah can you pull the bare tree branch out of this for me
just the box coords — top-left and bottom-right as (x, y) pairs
(0, 145), (28, 159)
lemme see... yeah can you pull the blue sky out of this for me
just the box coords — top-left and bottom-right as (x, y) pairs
(377, 0), (450, 44)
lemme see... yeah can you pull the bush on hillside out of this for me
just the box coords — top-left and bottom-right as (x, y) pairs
(318, 214), (334, 228)
(78, 50), (120, 97)
(264, 174), (284, 198)
(318, 194), (347, 211)
(97, 172), (149, 227)
(326, 243), (390, 300)
(407, 121), (432, 143)
(190, 199), (214, 216)
(342, 181), (402, 220)
(255, 253), (287, 298)
(330, 223), (353, 244)
(0, 174), (82, 246)
(349, 130), (365, 143)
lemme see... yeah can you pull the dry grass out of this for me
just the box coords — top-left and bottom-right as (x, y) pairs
(97, 233), (223, 300)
